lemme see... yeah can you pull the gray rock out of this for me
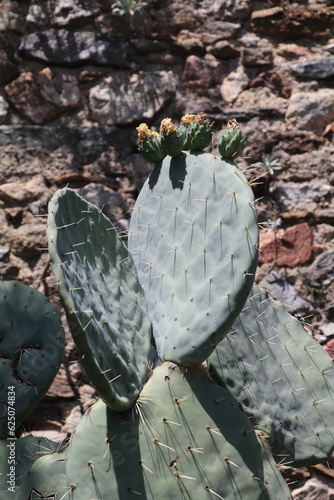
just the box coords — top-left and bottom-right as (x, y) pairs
(291, 57), (334, 79)
(261, 271), (315, 318)
(319, 323), (334, 338)
(220, 68), (249, 104)
(210, 40), (240, 59)
(285, 89), (334, 131)
(242, 47), (273, 66)
(18, 30), (138, 68)
(89, 71), (176, 125)
(271, 182), (332, 211)
(0, 248), (10, 262)
(26, 3), (49, 27)
(75, 184), (129, 222)
(292, 477), (334, 499)
(308, 250), (334, 288)
(5, 68), (81, 125)
(0, 96), (9, 125)
(51, 0), (96, 27)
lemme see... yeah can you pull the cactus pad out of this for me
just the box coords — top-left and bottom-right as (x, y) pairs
(209, 285), (334, 466)
(129, 151), (258, 365)
(47, 188), (152, 412)
(66, 363), (273, 499)
(0, 281), (64, 438)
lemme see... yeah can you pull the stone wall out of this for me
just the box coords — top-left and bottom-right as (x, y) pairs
(1, 0), (334, 496)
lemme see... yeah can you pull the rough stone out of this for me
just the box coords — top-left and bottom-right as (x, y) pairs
(258, 222), (313, 267)
(75, 184), (129, 222)
(50, 0), (96, 27)
(276, 43), (312, 58)
(308, 250), (334, 288)
(292, 477), (334, 499)
(251, 5), (334, 39)
(89, 71), (176, 125)
(5, 68), (81, 124)
(0, 53), (19, 85)
(233, 87), (288, 118)
(0, 175), (47, 203)
(18, 29), (138, 68)
(291, 58), (334, 79)
(46, 362), (83, 399)
(220, 67), (249, 104)
(324, 338), (334, 359)
(286, 89), (334, 132)
(26, 3), (49, 27)
(0, 0), (20, 31)
(210, 40), (240, 59)
(200, 21), (241, 43)
(242, 47), (273, 66)
(261, 271), (315, 317)
(320, 323), (334, 338)
(182, 55), (220, 95)
(0, 96), (9, 125)
(249, 70), (292, 98)
(271, 182), (332, 212)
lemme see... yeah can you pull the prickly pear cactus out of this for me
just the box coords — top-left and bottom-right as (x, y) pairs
(208, 285), (334, 466)
(16, 441), (70, 500)
(129, 150), (258, 365)
(65, 363), (280, 499)
(47, 188), (152, 412)
(0, 435), (67, 498)
(0, 281), (64, 438)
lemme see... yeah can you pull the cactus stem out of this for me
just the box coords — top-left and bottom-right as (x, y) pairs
(153, 439), (176, 452)
(139, 461), (153, 474)
(205, 486), (225, 499)
(175, 472), (196, 480)
(206, 426), (222, 436)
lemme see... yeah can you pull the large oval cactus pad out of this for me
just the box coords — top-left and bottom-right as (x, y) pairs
(66, 363), (273, 499)
(47, 188), (152, 412)
(129, 151), (258, 365)
(209, 285), (334, 467)
(0, 281), (64, 438)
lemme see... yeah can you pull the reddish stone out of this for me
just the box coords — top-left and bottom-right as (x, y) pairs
(324, 338), (334, 360)
(182, 55), (220, 95)
(258, 222), (313, 267)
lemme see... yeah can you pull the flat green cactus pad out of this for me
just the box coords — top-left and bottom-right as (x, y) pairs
(129, 151), (258, 365)
(47, 188), (152, 412)
(0, 281), (64, 438)
(209, 285), (334, 467)
(66, 363), (279, 499)
(0, 435), (64, 498)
